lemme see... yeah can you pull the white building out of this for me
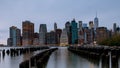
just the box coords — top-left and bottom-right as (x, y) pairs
(60, 28), (68, 46)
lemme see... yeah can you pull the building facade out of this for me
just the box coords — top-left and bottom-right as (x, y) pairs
(71, 19), (78, 44)
(65, 21), (71, 44)
(96, 27), (109, 43)
(8, 26), (21, 46)
(78, 21), (84, 45)
(22, 21), (34, 46)
(60, 28), (68, 46)
(39, 24), (47, 45)
(46, 31), (56, 45)
(94, 15), (99, 30)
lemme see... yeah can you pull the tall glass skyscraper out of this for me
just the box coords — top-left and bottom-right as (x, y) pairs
(71, 19), (78, 44)
(94, 14), (99, 30)
(39, 24), (47, 45)
(9, 26), (21, 46)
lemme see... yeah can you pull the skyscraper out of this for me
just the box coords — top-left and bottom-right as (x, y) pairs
(8, 26), (21, 46)
(22, 21), (34, 46)
(94, 13), (99, 30)
(113, 23), (117, 33)
(78, 21), (84, 45)
(39, 24), (47, 45)
(71, 19), (78, 44)
(89, 21), (94, 29)
(65, 21), (71, 44)
(60, 28), (68, 46)
(54, 22), (57, 32)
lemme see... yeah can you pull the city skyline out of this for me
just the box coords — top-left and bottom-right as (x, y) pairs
(0, 0), (120, 44)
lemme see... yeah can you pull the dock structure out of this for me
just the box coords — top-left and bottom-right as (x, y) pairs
(19, 48), (58, 68)
(68, 46), (120, 59)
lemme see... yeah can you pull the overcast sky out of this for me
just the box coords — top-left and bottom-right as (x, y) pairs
(0, 0), (120, 45)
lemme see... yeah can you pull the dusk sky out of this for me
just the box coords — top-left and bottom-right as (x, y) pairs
(0, 0), (120, 45)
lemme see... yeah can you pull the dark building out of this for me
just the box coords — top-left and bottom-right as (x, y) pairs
(46, 31), (56, 45)
(56, 29), (62, 45)
(113, 23), (117, 34)
(54, 22), (57, 32)
(71, 19), (78, 44)
(33, 32), (39, 45)
(22, 21), (34, 46)
(7, 38), (12, 46)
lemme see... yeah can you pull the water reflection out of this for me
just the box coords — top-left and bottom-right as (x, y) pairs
(0, 47), (120, 68)
(46, 47), (99, 68)
(0, 47), (45, 68)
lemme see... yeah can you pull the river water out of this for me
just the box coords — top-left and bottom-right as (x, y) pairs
(46, 47), (119, 68)
(0, 47), (120, 68)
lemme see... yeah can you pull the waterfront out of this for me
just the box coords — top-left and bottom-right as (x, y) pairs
(0, 47), (120, 68)
(46, 47), (119, 68)
(0, 47), (48, 68)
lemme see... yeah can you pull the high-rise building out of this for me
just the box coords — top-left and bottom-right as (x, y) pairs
(60, 28), (68, 46)
(89, 21), (94, 29)
(16, 28), (22, 46)
(54, 22), (57, 32)
(65, 21), (71, 44)
(33, 32), (39, 45)
(46, 31), (56, 45)
(56, 29), (62, 45)
(113, 23), (117, 33)
(94, 14), (99, 30)
(8, 26), (21, 46)
(22, 21), (34, 46)
(78, 21), (84, 45)
(39, 24), (47, 45)
(71, 19), (78, 44)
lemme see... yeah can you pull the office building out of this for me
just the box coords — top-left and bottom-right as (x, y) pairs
(65, 21), (71, 44)
(113, 23), (117, 33)
(60, 28), (68, 46)
(96, 27), (109, 43)
(56, 29), (62, 45)
(22, 21), (34, 46)
(71, 19), (78, 44)
(78, 21), (84, 45)
(8, 26), (21, 46)
(33, 32), (39, 45)
(39, 24), (47, 45)
(54, 22), (57, 32)
(46, 31), (56, 45)
(94, 14), (99, 30)
(89, 21), (94, 29)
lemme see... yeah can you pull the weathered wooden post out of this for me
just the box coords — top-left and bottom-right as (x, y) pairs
(108, 51), (112, 68)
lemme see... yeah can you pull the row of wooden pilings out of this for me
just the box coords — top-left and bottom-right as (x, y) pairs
(68, 46), (120, 60)
(19, 48), (58, 68)
(1, 46), (49, 57)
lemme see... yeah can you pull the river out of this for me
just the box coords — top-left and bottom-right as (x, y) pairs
(46, 47), (119, 68)
(0, 47), (120, 68)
